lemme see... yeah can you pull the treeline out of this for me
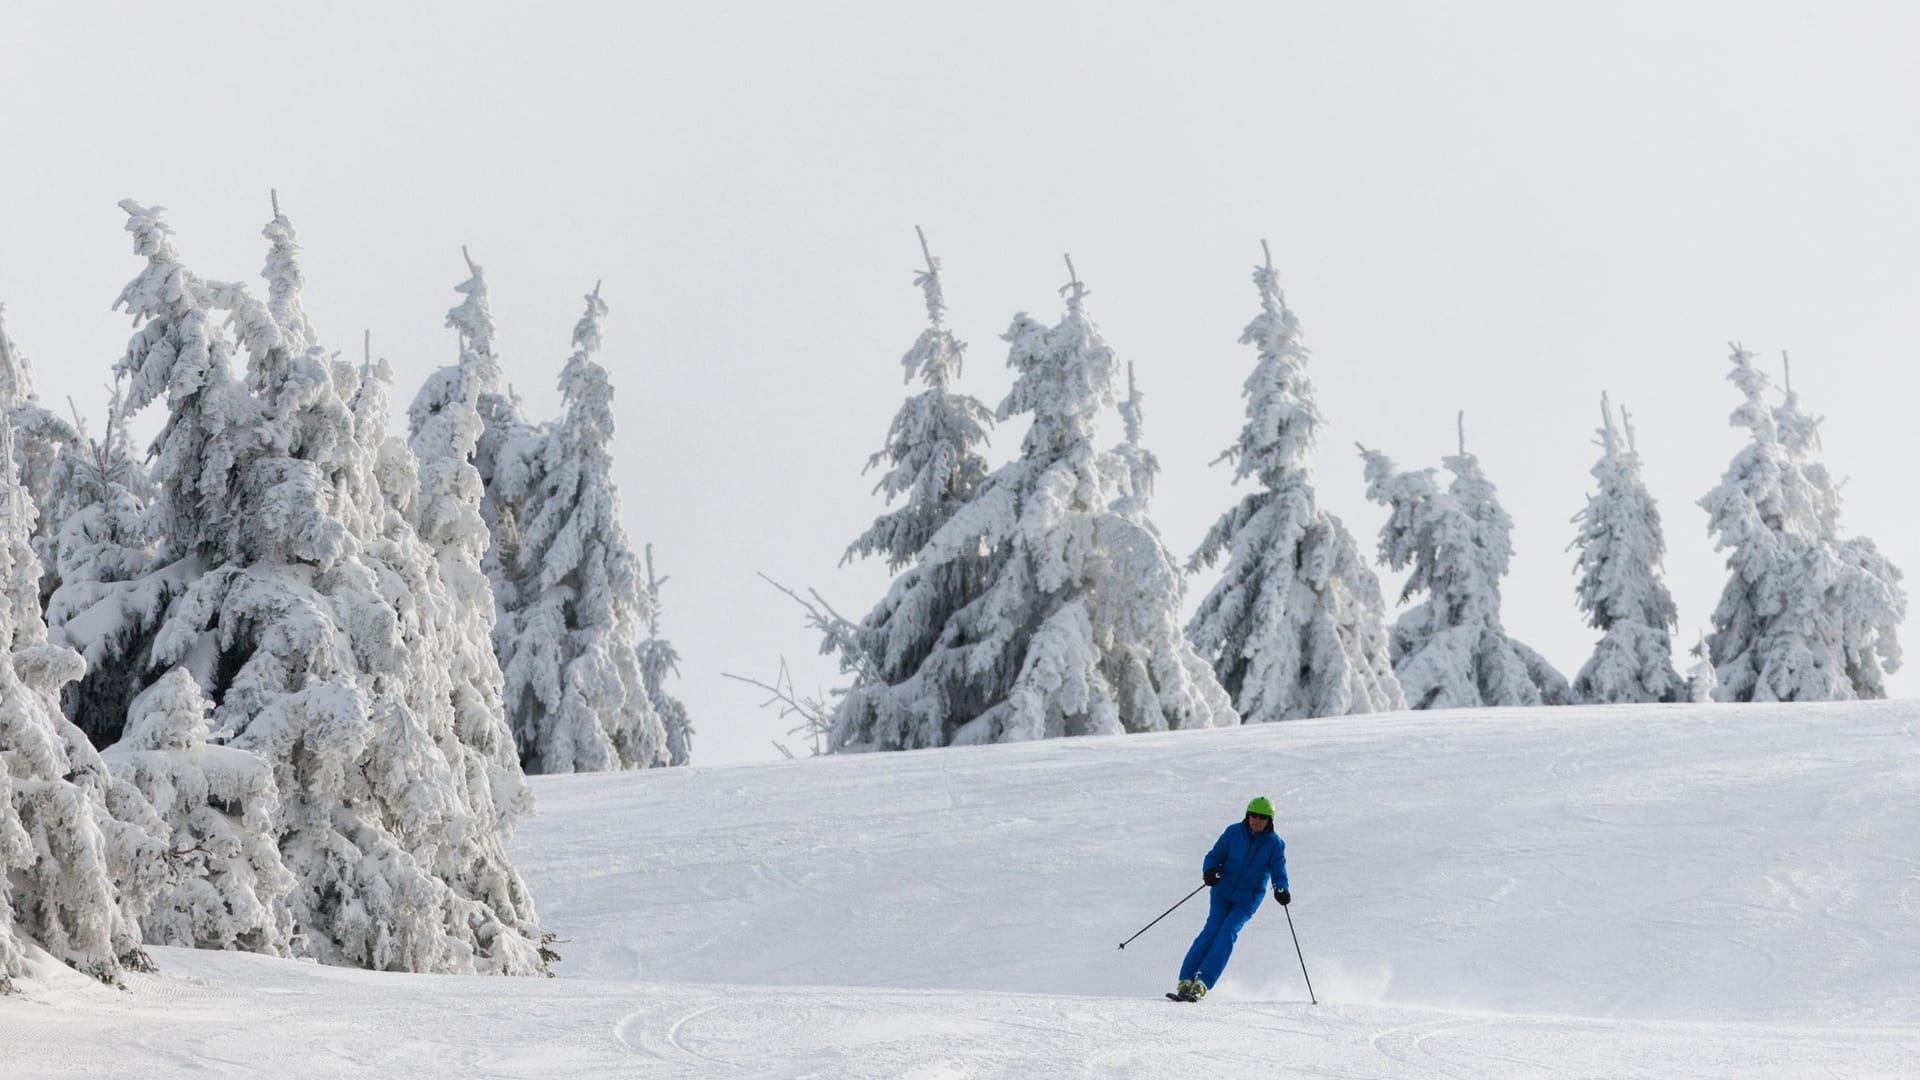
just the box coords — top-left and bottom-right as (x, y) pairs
(807, 236), (1904, 750)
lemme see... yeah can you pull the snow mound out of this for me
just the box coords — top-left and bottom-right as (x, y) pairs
(5, 701), (1919, 1077)
(519, 700), (1920, 1026)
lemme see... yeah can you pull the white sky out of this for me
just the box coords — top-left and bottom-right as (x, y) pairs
(3, 2), (1916, 764)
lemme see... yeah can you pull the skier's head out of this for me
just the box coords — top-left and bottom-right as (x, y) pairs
(1245, 795), (1274, 832)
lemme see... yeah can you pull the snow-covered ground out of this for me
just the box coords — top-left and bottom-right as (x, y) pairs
(7, 702), (1920, 1077)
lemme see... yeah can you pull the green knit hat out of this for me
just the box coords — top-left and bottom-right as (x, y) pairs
(1246, 796), (1275, 818)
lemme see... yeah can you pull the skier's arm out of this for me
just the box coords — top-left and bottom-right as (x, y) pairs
(1270, 838), (1289, 892)
(1203, 827), (1231, 878)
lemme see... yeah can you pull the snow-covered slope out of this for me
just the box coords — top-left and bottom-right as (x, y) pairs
(6, 702), (1920, 1077)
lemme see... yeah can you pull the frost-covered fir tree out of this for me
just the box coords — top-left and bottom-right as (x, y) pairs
(1700, 346), (1904, 701)
(1362, 417), (1571, 710)
(1186, 245), (1403, 722)
(455, 257), (544, 558)
(0, 407), (164, 990)
(351, 341), (542, 952)
(1685, 633), (1718, 703)
(640, 545), (694, 767)
(52, 202), (255, 748)
(843, 228), (994, 573)
(406, 256), (514, 677)
(0, 304), (79, 599)
(261, 194), (317, 347)
(1773, 355), (1906, 697)
(420, 251), (547, 651)
(830, 259), (1236, 750)
(45, 382), (163, 740)
(102, 668), (295, 955)
(93, 199), (546, 974)
(1569, 395), (1681, 703)
(269, 207), (541, 970)
(497, 284), (665, 772)
(395, 265), (536, 827)
(826, 231), (998, 750)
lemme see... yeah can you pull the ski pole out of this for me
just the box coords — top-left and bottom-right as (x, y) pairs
(1282, 903), (1317, 1004)
(1117, 884), (1206, 950)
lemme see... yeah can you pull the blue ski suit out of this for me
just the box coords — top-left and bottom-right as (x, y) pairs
(1180, 820), (1289, 989)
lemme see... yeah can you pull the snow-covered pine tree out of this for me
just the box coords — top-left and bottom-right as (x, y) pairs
(498, 284), (665, 772)
(640, 545), (694, 767)
(0, 304), (80, 601)
(261, 191), (318, 354)
(844, 228), (995, 573)
(422, 251), (547, 657)
(0, 396), (164, 990)
(1186, 245), (1403, 722)
(97, 199), (546, 974)
(54, 203), (254, 750)
(1685, 632), (1718, 703)
(393, 265), (536, 830)
(44, 381), (165, 746)
(825, 232), (998, 750)
(1436, 430), (1574, 706)
(55, 200), (367, 739)
(1700, 344), (1822, 701)
(102, 668), (295, 955)
(1569, 394), (1681, 703)
(1700, 346), (1904, 701)
(351, 340), (543, 949)
(831, 259), (1235, 750)
(408, 254), (598, 776)
(407, 251), (501, 603)
(275, 209), (543, 971)
(1362, 416), (1571, 709)
(1773, 354), (1906, 696)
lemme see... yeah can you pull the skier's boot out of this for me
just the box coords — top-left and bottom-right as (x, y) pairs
(1187, 980), (1208, 1002)
(1171, 979), (1202, 1002)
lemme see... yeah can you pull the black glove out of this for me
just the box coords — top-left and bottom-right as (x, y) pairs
(1203, 867), (1222, 886)
(1274, 887), (1290, 906)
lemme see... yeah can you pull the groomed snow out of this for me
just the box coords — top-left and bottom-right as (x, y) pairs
(7, 702), (1920, 1077)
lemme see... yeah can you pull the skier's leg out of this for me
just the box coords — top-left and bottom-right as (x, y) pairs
(1179, 893), (1233, 982)
(1195, 901), (1256, 989)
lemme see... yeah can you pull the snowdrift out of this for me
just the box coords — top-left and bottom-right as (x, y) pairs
(5, 701), (1919, 1077)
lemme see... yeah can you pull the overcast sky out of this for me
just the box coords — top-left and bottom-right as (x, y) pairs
(4, 2), (1916, 764)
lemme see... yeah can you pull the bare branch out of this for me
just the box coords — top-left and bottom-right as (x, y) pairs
(723, 659), (832, 755)
(757, 572), (880, 684)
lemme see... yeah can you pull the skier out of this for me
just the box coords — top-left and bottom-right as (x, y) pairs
(1170, 796), (1290, 1002)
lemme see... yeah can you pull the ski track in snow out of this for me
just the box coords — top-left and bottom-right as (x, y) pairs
(6, 701), (1920, 1077)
